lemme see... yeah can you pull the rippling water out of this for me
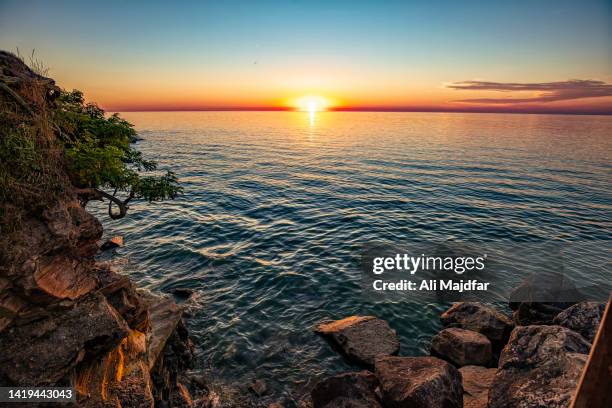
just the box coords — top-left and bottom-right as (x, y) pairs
(93, 111), (611, 404)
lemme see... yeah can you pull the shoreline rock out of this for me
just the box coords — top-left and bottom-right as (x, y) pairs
(100, 235), (124, 251)
(375, 355), (463, 408)
(431, 327), (492, 367)
(311, 371), (381, 408)
(553, 301), (605, 342)
(441, 302), (514, 350)
(459, 365), (496, 408)
(315, 316), (399, 367)
(487, 325), (591, 408)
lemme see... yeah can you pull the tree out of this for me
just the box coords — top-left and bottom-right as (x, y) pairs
(55, 90), (181, 219)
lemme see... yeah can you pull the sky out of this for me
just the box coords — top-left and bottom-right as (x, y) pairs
(1, 0), (611, 114)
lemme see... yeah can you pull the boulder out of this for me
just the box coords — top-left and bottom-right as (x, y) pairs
(311, 371), (381, 408)
(487, 325), (591, 408)
(101, 235), (124, 251)
(431, 328), (492, 367)
(374, 356), (463, 408)
(508, 273), (583, 325)
(459, 365), (496, 408)
(441, 302), (513, 349)
(315, 316), (399, 367)
(512, 302), (576, 326)
(553, 301), (605, 342)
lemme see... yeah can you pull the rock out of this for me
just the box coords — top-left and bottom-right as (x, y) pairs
(431, 327), (492, 367)
(99, 266), (149, 330)
(459, 365), (496, 408)
(374, 356), (463, 408)
(32, 255), (98, 300)
(487, 325), (591, 408)
(441, 302), (513, 349)
(75, 329), (155, 408)
(141, 292), (184, 369)
(513, 302), (577, 326)
(171, 287), (195, 301)
(315, 316), (399, 367)
(190, 374), (208, 389)
(0, 292), (129, 385)
(553, 301), (605, 342)
(150, 315), (194, 406)
(249, 379), (268, 396)
(311, 371), (381, 408)
(508, 273), (583, 325)
(100, 235), (124, 251)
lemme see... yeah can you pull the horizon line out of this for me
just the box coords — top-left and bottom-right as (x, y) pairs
(107, 106), (612, 116)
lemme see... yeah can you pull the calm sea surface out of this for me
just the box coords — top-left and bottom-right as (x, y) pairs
(94, 111), (611, 404)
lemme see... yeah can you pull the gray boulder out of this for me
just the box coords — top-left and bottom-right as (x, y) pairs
(315, 316), (399, 367)
(431, 327), (492, 367)
(375, 356), (463, 408)
(487, 325), (591, 408)
(553, 301), (605, 342)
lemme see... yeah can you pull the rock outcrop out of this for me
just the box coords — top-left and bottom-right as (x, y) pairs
(375, 356), (463, 408)
(553, 301), (605, 342)
(441, 302), (514, 350)
(0, 291), (129, 386)
(311, 371), (381, 408)
(487, 325), (590, 408)
(0, 51), (197, 407)
(460, 365), (496, 408)
(431, 327), (492, 367)
(315, 316), (400, 367)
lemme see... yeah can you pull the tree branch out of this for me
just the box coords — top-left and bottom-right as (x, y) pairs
(75, 187), (133, 219)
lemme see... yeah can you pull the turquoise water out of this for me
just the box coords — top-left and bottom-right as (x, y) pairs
(94, 111), (611, 404)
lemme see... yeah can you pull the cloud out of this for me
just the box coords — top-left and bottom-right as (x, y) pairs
(447, 79), (612, 104)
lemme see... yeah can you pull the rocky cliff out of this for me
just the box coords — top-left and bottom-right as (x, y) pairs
(0, 51), (197, 407)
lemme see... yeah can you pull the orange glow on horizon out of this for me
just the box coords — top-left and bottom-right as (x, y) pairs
(290, 95), (337, 112)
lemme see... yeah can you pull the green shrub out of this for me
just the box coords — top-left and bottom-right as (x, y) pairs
(54, 90), (182, 219)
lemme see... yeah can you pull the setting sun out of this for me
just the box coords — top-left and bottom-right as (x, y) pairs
(295, 95), (331, 112)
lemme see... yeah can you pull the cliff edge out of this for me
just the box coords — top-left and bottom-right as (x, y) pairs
(0, 51), (195, 407)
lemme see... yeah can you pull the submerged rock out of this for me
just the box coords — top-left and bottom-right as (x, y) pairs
(375, 356), (463, 408)
(100, 235), (124, 251)
(459, 365), (496, 408)
(311, 371), (381, 408)
(487, 325), (590, 408)
(431, 327), (492, 367)
(441, 302), (513, 349)
(553, 301), (605, 342)
(315, 316), (399, 367)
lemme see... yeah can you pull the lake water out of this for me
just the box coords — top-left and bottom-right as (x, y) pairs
(94, 111), (611, 405)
